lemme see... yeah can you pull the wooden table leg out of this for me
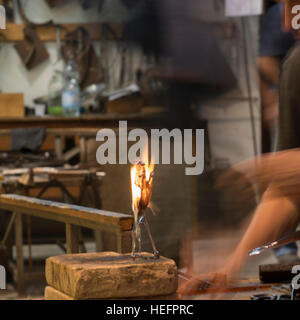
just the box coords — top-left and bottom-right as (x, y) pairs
(79, 136), (87, 164)
(94, 230), (103, 252)
(117, 231), (131, 254)
(26, 216), (33, 272)
(14, 212), (25, 295)
(55, 135), (63, 160)
(65, 223), (80, 254)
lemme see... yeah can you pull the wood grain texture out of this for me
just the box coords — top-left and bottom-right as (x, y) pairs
(45, 252), (178, 299)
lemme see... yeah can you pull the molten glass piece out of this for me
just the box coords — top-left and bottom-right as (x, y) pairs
(130, 161), (159, 260)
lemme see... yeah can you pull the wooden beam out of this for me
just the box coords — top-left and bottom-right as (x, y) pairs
(62, 146), (80, 162)
(0, 194), (133, 232)
(0, 22), (123, 42)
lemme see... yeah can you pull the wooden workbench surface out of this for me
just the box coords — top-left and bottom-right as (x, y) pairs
(0, 113), (170, 129)
(0, 194), (133, 232)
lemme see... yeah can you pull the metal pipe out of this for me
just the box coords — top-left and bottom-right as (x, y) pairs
(249, 230), (300, 256)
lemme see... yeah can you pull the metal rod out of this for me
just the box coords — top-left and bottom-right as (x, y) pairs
(143, 214), (159, 258)
(249, 230), (300, 256)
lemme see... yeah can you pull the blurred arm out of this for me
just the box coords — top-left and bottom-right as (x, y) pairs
(223, 188), (300, 274)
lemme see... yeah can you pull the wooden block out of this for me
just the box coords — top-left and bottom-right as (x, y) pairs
(0, 94), (24, 118)
(44, 285), (180, 300)
(45, 252), (178, 299)
(45, 286), (75, 300)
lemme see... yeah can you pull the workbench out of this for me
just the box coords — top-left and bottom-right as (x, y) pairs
(0, 113), (171, 130)
(0, 113), (178, 163)
(0, 194), (133, 296)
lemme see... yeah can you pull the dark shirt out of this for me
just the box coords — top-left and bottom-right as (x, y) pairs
(259, 3), (296, 59)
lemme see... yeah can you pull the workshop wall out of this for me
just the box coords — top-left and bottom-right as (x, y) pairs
(0, 0), (262, 263)
(0, 0), (261, 166)
(0, 0), (137, 107)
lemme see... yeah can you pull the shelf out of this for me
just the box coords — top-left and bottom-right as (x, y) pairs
(0, 22), (123, 42)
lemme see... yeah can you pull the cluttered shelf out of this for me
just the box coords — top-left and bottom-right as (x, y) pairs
(0, 111), (173, 129)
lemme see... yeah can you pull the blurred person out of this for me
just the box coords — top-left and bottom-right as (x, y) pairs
(179, 37), (300, 295)
(259, 0), (295, 153)
(123, 0), (237, 272)
(258, 0), (298, 262)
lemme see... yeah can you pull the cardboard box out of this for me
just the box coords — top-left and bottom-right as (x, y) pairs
(0, 93), (24, 118)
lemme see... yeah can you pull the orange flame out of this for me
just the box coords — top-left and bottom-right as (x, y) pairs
(130, 162), (154, 213)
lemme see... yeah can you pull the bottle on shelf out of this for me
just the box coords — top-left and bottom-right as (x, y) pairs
(47, 70), (64, 116)
(62, 59), (81, 117)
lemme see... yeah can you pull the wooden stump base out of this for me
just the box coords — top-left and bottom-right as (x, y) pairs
(45, 251), (178, 300)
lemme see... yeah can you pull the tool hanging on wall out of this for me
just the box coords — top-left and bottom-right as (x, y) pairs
(14, 26), (50, 70)
(61, 26), (104, 89)
(14, 0), (54, 70)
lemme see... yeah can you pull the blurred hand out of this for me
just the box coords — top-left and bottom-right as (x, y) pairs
(177, 271), (228, 296)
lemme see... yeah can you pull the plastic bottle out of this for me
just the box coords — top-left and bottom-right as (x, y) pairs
(48, 70), (64, 116)
(62, 60), (81, 117)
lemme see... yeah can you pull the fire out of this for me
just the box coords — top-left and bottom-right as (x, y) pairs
(130, 161), (154, 213)
(130, 160), (159, 259)
(131, 165), (141, 212)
